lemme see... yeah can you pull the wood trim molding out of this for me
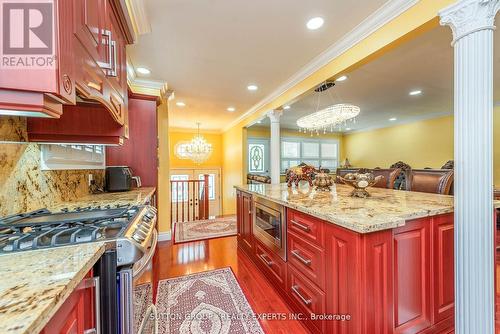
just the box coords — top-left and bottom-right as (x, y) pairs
(222, 0), (420, 132)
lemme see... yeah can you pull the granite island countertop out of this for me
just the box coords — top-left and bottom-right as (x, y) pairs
(235, 183), (500, 233)
(48, 187), (156, 211)
(0, 243), (106, 334)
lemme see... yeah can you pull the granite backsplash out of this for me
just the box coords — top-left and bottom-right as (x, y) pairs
(0, 117), (105, 217)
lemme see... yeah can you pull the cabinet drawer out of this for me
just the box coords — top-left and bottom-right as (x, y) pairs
(288, 209), (325, 248)
(288, 231), (325, 290)
(254, 240), (286, 290)
(287, 265), (326, 333)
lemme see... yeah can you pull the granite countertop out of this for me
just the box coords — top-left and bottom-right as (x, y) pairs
(235, 183), (500, 233)
(48, 187), (156, 211)
(0, 243), (106, 334)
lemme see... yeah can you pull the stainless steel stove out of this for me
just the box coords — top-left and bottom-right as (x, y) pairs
(0, 205), (157, 267)
(0, 204), (158, 334)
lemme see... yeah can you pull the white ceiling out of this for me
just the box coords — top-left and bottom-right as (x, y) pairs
(254, 26), (500, 132)
(127, 0), (389, 130)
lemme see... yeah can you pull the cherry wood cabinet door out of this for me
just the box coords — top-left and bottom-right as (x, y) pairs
(41, 271), (96, 334)
(432, 214), (455, 324)
(241, 192), (254, 253)
(324, 223), (362, 334)
(73, 0), (108, 72)
(393, 218), (432, 333)
(236, 191), (243, 241)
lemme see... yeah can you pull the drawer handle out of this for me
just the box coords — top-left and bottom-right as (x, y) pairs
(258, 253), (274, 267)
(291, 250), (312, 266)
(291, 220), (310, 232)
(291, 285), (312, 306)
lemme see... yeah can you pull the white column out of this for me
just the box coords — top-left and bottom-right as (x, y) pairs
(267, 110), (282, 184)
(440, 1), (500, 332)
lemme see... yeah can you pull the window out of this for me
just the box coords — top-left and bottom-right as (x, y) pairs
(198, 174), (215, 200)
(281, 137), (339, 172)
(40, 144), (105, 170)
(171, 174), (189, 202)
(247, 138), (269, 174)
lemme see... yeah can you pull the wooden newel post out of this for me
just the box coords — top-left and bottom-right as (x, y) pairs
(203, 174), (209, 219)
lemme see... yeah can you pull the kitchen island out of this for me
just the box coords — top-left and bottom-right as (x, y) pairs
(235, 183), (499, 333)
(0, 243), (106, 334)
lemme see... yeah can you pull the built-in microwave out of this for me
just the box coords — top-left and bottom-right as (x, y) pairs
(253, 196), (287, 261)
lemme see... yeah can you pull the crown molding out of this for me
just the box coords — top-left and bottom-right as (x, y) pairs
(127, 59), (166, 96)
(120, 0), (151, 42)
(222, 0), (419, 133)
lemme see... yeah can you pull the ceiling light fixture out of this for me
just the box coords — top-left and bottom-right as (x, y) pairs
(346, 128), (352, 131)
(176, 101), (186, 107)
(335, 75), (348, 82)
(389, 117), (397, 121)
(307, 17), (324, 30)
(297, 104), (360, 135)
(283, 105), (291, 110)
(136, 67), (151, 75)
(247, 84), (258, 91)
(227, 107), (236, 112)
(184, 123), (213, 164)
(409, 90), (422, 96)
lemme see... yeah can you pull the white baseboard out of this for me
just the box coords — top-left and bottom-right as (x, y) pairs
(158, 230), (171, 242)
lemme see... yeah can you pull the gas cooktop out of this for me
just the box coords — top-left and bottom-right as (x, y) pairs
(0, 204), (156, 263)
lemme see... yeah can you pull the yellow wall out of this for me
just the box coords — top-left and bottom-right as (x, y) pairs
(343, 115), (453, 169)
(343, 108), (500, 186)
(169, 130), (223, 169)
(222, 127), (246, 215)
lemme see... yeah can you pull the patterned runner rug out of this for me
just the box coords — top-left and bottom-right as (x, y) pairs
(174, 216), (237, 244)
(134, 283), (153, 332)
(155, 268), (264, 334)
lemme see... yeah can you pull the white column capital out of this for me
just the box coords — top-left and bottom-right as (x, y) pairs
(267, 110), (282, 123)
(439, 0), (500, 45)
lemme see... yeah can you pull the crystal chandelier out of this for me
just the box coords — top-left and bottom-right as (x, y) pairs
(296, 81), (360, 135)
(297, 103), (360, 135)
(185, 123), (213, 164)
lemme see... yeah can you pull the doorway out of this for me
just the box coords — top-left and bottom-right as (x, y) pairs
(170, 168), (221, 218)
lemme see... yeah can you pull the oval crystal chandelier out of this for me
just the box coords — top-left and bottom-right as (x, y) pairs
(185, 123), (213, 164)
(297, 103), (360, 135)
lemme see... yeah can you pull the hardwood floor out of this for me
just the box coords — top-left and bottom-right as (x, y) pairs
(152, 236), (309, 334)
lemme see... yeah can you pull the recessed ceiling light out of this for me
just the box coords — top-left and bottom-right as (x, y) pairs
(256, 120), (262, 124)
(176, 101), (186, 107)
(247, 84), (258, 91)
(307, 17), (324, 30)
(389, 117), (397, 121)
(409, 90), (422, 96)
(283, 105), (291, 110)
(227, 107), (236, 112)
(136, 67), (151, 75)
(345, 128), (351, 131)
(335, 75), (348, 82)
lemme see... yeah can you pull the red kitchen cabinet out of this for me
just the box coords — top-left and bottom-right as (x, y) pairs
(237, 202), (456, 333)
(0, 0), (131, 135)
(236, 190), (254, 255)
(106, 93), (159, 186)
(41, 271), (98, 334)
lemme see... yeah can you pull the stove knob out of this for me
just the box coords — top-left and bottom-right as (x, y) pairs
(132, 233), (145, 243)
(145, 212), (155, 220)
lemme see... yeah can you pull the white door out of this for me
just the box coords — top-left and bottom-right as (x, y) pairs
(194, 169), (221, 218)
(170, 169), (221, 221)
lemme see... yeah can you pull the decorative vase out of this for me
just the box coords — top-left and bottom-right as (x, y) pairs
(337, 172), (384, 198)
(313, 171), (333, 191)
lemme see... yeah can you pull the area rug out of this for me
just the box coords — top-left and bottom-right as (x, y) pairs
(174, 216), (237, 243)
(134, 283), (153, 332)
(155, 268), (264, 334)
